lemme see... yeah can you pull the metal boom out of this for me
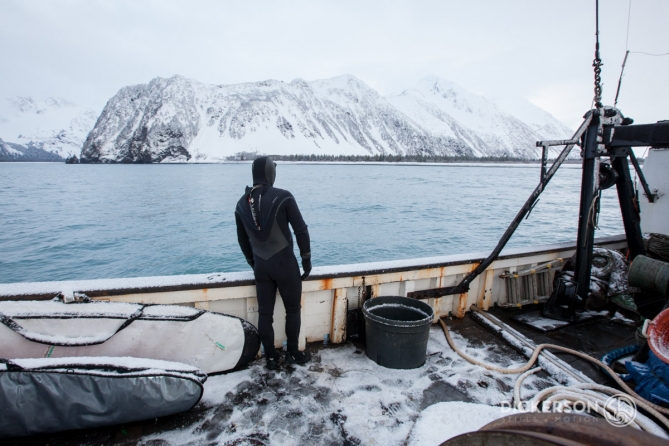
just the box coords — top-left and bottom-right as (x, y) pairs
(408, 113), (593, 299)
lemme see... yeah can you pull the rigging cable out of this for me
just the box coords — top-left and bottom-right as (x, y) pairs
(614, 0), (669, 106)
(614, 0), (632, 107)
(625, 0), (632, 50)
(613, 51), (629, 107)
(614, 51), (669, 108)
(629, 51), (669, 57)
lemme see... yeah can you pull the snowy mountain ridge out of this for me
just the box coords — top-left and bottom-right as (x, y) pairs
(81, 74), (574, 163)
(0, 97), (100, 160)
(387, 76), (572, 158)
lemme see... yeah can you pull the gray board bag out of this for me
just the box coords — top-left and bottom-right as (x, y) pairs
(0, 356), (207, 438)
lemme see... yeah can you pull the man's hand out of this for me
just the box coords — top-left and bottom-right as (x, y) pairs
(246, 257), (255, 269)
(301, 258), (312, 280)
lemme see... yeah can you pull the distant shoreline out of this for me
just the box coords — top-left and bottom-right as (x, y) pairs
(8, 153), (590, 165)
(3, 158), (646, 165)
(228, 154), (584, 164)
(2, 158), (586, 165)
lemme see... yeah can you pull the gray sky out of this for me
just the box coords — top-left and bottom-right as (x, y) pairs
(1, 0), (667, 128)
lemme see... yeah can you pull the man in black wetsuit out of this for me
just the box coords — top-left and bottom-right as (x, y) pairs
(235, 156), (312, 370)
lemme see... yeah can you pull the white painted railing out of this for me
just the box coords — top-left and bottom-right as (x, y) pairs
(0, 235), (627, 350)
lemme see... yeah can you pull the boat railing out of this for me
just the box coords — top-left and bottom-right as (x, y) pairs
(0, 235), (627, 350)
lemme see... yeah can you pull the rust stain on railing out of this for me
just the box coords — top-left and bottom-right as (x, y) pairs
(330, 288), (347, 344)
(456, 292), (468, 318)
(456, 262), (479, 318)
(320, 278), (334, 291)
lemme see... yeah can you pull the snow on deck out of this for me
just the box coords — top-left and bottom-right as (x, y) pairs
(139, 325), (557, 446)
(407, 401), (507, 446)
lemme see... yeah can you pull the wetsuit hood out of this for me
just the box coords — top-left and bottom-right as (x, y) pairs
(252, 156), (276, 186)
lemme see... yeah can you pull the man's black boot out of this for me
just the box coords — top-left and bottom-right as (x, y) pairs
(285, 350), (311, 365)
(266, 350), (281, 370)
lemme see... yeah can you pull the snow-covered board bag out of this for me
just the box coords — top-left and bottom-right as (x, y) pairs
(0, 301), (260, 374)
(0, 356), (206, 438)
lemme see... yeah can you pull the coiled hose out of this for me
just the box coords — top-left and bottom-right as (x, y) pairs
(438, 318), (669, 421)
(600, 344), (639, 380)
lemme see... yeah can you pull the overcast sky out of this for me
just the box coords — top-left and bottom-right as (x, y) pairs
(1, 0), (667, 128)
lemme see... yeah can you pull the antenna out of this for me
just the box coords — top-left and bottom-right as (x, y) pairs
(592, 0), (603, 109)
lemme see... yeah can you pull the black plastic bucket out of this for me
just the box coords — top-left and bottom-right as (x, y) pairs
(362, 296), (434, 369)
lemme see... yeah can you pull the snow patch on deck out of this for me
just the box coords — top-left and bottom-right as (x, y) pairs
(140, 325), (557, 445)
(407, 401), (507, 446)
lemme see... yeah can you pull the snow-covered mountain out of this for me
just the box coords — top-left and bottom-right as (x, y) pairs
(81, 75), (474, 163)
(387, 76), (574, 158)
(0, 97), (99, 161)
(0, 137), (63, 162)
(81, 74), (574, 163)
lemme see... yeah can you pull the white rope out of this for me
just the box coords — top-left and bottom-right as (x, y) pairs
(527, 384), (668, 436)
(439, 316), (669, 425)
(513, 367), (542, 409)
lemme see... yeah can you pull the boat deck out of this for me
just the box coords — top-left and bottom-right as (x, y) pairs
(486, 306), (637, 385)
(10, 305), (638, 446)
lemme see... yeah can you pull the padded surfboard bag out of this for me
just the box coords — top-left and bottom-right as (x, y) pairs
(0, 301), (259, 375)
(0, 356), (207, 438)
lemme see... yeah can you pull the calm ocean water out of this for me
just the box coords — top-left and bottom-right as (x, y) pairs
(0, 162), (626, 284)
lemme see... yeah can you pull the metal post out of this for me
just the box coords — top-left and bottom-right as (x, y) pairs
(540, 144), (548, 183)
(627, 149), (656, 203)
(573, 113), (601, 300)
(611, 149), (646, 259)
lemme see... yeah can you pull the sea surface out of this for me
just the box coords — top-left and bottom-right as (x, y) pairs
(0, 162), (627, 284)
